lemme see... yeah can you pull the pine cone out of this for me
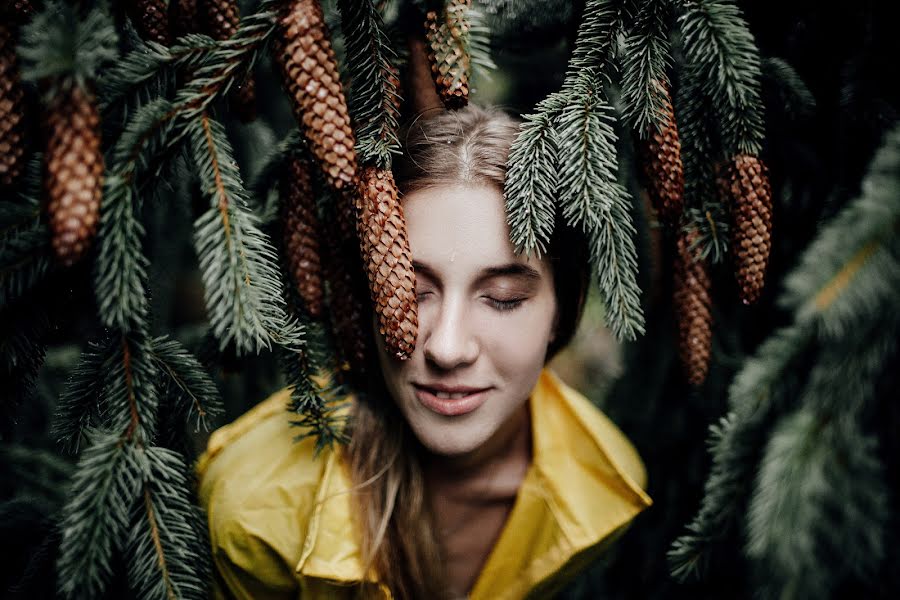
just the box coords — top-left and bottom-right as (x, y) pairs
(44, 84), (104, 267)
(201, 0), (256, 122)
(357, 166), (418, 360)
(275, 0), (357, 191)
(0, 22), (27, 188)
(672, 227), (712, 386)
(127, 0), (171, 46)
(282, 155), (324, 318)
(170, 0), (199, 39)
(722, 154), (773, 305)
(640, 88), (684, 225)
(424, 0), (471, 109)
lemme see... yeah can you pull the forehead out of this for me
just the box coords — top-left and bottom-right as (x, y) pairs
(400, 184), (549, 277)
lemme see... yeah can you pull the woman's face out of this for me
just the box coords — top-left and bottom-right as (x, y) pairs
(375, 183), (558, 459)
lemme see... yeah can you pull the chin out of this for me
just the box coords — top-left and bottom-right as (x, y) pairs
(412, 421), (493, 457)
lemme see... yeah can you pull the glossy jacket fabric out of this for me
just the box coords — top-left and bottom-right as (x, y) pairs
(196, 368), (652, 599)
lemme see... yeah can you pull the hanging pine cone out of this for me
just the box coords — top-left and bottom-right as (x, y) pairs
(44, 84), (104, 267)
(639, 87), (685, 225)
(0, 22), (27, 188)
(721, 153), (773, 305)
(170, 0), (198, 39)
(424, 0), (471, 109)
(275, 0), (357, 191)
(201, 0), (256, 122)
(282, 155), (325, 318)
(672, 227), (712, 386)
(356, 166), (418, 360)
(127, 0), (171, 46)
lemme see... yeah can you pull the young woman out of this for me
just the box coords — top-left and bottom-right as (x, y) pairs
(197, 105), (652, 600)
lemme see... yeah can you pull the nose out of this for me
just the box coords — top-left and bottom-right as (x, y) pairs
(422, 296), (478, 370)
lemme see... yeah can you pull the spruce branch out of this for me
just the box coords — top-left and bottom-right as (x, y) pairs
(761, 57), (815, 122)
(0, 218), (52, 308)
(188, 114), (304, 354)
(248, 128), (304, 224)
(504, 96), (563, 257)
(556, 76), (621, 227)
(779, 123), (900, 339)
(564, 0), (631, 89)
(102, 331), (161, 446)
(338, 0), (402, 168)
(18, 0), (119, 96)
(621, 0), (673, 136)
(747, 405), (889, 596)
(676, 64), (729, 263)
(126, 446), (209, 600)
(94, 175), (150, 332)
(52, 335), (118, 454)
(467, 0), (496, 81)
(669, 323), (814, 581)
(56, 430), (141, 600)
(677, 0), (765, 156)
(150, 335), (224, 432)
(99, 33), (219, 114)
(589, 179), (646, 341)
(279, 344), (350, 455)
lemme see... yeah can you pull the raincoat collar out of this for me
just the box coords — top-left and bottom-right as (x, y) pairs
(295, 368), (652, 598)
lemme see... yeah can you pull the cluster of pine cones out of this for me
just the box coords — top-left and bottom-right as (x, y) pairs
(274, 0), (419, 366)
(641, 85), (774, 385)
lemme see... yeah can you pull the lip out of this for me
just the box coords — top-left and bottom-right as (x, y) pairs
(413, 384), (490, 417)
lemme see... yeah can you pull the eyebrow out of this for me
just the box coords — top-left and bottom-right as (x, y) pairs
(412, 260), (542, 284)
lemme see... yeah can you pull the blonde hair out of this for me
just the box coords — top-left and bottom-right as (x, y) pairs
(346, 105), (589, 599)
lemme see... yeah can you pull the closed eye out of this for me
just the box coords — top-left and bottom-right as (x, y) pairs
(485, 297), (525, 312)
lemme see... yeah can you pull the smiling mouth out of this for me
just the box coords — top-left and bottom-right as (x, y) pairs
(413, 385), (490, 416)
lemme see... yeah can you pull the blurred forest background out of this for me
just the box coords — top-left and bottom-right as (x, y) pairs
(2, 0), (898, 599)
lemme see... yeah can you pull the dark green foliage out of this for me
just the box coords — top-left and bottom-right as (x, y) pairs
(125, 446), (209, 600)
(51, 335), (118, 454)
(18, 0), (119, 95)
(188, 114), (304, 354)
(150, 335), (224, 432)
(621, 0), (672, 136)
(56, 430), (139, 599)
(678, 0), (764, 156)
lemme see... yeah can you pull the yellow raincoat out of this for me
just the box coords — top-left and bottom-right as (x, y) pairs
(196, 368), (652, 599)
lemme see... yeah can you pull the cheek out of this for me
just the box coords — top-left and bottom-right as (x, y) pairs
(477, 301), (557, 370)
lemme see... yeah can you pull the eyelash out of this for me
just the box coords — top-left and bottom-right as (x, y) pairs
(485, 297), (525, 312)
(417, 292), (525, 313)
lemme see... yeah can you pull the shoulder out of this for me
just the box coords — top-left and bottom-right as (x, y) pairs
(536, 369), (649, 491)
(196, 387), (336, 596)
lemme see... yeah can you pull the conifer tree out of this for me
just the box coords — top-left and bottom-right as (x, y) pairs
(1, 1), (897, 598)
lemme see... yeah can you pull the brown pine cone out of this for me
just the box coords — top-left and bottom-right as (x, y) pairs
(282, 154), (324, 318)
(170, 0), (199, 39)
(127, 0), (172, 46)
(275, 0), (357, 191)
(424, 0), (471, 109)
(356, 166), (418, 360)
(44, 84), (104, 267)
(0, 22), (27, 188)
(672, 227), (712, 386)
(722, 154), (773, 305)
(639, 87), (684, 225)
(200, 0), (256, 122)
